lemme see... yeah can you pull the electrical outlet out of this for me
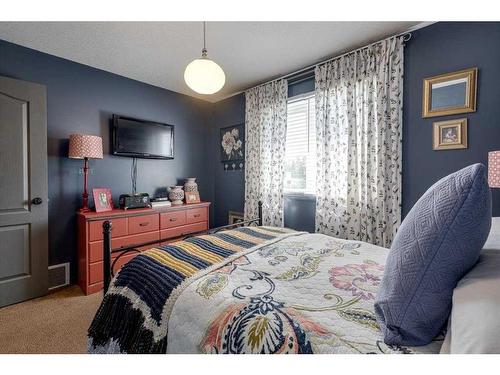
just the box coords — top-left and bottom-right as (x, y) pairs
(78, 168), (94, 175)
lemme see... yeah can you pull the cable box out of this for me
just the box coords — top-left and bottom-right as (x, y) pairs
(119, 193), (151, 210)
(151, 197), (170, 202)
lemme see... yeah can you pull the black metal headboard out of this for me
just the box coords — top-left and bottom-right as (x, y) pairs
(101, 201), (263, 294)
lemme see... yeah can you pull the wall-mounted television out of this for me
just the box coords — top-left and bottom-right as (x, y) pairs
(112, 115), (174, 159)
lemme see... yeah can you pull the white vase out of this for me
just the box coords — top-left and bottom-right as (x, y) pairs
(168, 186), (184, 205)
(184, 177), (198, 193)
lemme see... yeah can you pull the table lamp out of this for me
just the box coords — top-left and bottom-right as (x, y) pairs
(488, 151), (500, 189)
(69, 134), (103, 212)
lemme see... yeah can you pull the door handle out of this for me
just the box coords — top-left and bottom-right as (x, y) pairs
(32, 197), (43, 205)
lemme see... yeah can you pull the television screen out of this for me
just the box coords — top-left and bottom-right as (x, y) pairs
(112, 115), (174, 159)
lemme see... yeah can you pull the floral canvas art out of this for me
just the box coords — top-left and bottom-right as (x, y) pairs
(220, 124), (244, 170)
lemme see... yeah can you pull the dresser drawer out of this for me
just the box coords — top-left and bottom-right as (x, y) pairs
(186, 208), (207, 224)
(160, 211), (187, 229)
(88, 252), (138, 285)
(89, 231), (160, 263)
(89, 218), (127, 241)
(160, 221), (208, 240)
(128, 214), (159, 235)
(113, 231), (160, 252)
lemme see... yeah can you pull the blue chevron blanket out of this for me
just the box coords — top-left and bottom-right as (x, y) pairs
(87, 226), (299, 354)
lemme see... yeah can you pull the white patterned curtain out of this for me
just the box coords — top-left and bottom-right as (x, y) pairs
(244, 80), (288, 227)
(314, 37), (404, 247)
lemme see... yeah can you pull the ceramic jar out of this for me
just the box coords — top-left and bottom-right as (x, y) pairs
(184, 177), (198, 193)
(168, 186), (184, 205)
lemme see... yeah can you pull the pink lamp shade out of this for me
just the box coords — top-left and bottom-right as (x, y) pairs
(68, 134), (103, 159)
(488, 151), (500, 188)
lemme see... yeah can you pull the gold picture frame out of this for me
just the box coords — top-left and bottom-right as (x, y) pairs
(433, 118), (468, 150)
(422, 68), (477, 118)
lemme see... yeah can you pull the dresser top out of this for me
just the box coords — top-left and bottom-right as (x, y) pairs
(77, 201), (210, 221)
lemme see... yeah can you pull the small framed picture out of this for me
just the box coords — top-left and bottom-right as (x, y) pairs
(185, 191), (201, 204)
(93, 188), (113, 212)
(433, 118), (468, 151)
(423, 68), (477, 118)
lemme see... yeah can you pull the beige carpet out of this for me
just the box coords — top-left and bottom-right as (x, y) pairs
(0, 285), (101, 354)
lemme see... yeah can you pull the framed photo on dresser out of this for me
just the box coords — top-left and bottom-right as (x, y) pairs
(185, 191), (201, 204)
(93, 188), (113, 212)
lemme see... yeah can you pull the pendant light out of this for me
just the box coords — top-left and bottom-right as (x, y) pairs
(184, 22), (225, 95)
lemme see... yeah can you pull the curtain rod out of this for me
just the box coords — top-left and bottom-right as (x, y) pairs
(214, 22), (435, 102)
(254, 32), (411, 90)
(245, 22), (439, 95)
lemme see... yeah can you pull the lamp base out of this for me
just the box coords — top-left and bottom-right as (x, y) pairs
(78, 207), (92, 213)
(80, 158), (90, 213)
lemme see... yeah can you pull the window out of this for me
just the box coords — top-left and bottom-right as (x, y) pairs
(284, 93), (316, 195)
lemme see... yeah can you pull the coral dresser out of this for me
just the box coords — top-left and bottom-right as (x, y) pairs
(77, 202), (210, 295)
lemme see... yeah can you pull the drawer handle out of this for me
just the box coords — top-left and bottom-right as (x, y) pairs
(139, 222), (150, 227)
(169, 218), (177, 222)
(193, 214), (201, 218)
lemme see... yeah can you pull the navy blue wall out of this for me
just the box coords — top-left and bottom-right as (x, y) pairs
(209, 22), (500, 231)
(0, 39), (213, 280)
(402, 22), (500, 216)
(210, 94), (246, 227)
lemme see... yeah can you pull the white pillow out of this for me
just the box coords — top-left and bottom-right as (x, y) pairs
(441, 249), (500, 353)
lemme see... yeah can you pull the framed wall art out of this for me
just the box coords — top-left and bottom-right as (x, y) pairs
(422, 67), (477, 118)
(433, 118), (468, 151)
(220, 124), (244, 170)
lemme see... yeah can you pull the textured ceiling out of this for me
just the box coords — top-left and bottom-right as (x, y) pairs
(0, 21), (422, 102)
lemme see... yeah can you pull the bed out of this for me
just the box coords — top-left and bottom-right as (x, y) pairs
(88, 164), (498, 354)
(87, 226), (443, 354)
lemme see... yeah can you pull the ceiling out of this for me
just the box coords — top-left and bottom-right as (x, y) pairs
(0, 22), (422, 102)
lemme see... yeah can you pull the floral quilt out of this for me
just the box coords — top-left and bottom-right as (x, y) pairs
(88, 226), (300, 353)
(166, 232), (443, 354)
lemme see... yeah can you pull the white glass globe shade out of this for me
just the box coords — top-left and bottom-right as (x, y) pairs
(184, 57), (225, 95)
